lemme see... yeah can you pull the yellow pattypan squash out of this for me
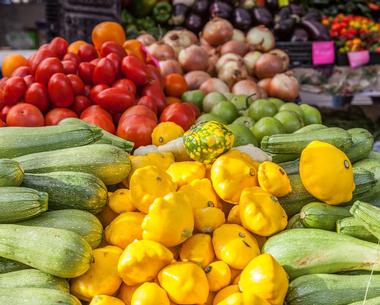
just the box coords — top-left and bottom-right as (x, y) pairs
(152, 122), (185, 146)
(158, 261), (209, 304)
(216, 292), (271, 305)
(131, 282), (170, 305)
(239, 253), (288, 305)
(104, 212), (144, 249)
(142, 192), (194, 247)
(89, 295), (125, 305)
(258, 161), (292, 197)
(180, 233), (215, 268)
(194, 207), (225, 233)
(118, 239), (173, 286)
(239, 187), (288, 237)
(118, 284), (139, 305)
(227, 205), (241, 225)
(179, 178), (221, 210)
(211, 150), (258, 204)
(71, 246), (123, 301)
(213, 285), (240, 305)
(130, 165), (177, 213)
(212, 224), (260, 270)
(300, 141), (355, 205)
(96, 205), (118, 227)
(205, 260), (231, 292)
(166, 161), (206, 187)
(109, 189), (136, 214)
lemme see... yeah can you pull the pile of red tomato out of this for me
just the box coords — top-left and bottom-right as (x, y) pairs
(0, 21), (199, 147)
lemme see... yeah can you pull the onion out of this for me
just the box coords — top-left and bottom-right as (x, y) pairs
(232, 80), (260, 100)
(137, 34), (156, 46)
(268, 73), (299, 101)
(218, 60), (249, 87)
(200, 78), (230, 94)
(254, 53), (284, 79)
(220, 41), (249, 56)
(232, 29), (246, 42)
(243, 51), (262, 75)
(269, 49), (290, 71)
(207, 52), (219, 76)
(216, 53), (242, 72)
(163, 30), (198, 56)
(257, 78), (272, 92)
(185, 71), (211, 90)
(246, 25), (275, 52)
(202, 18), (234, 47)
(147, 42), (176, 61)
(179, 45), (209, 72)
(159, 59), (183, 77)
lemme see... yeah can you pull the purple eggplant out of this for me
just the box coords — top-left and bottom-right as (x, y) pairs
(290, 4), (304, 17)
(185, 13), (205, 33)
(291, 27), (309, 42)
(209, 1), (233, 20)
(192, 0), (210, 16)
(252, 7), (273, 27)
(303, 10), (322, 22)
(169, 4), (190, 26)
(274, 18), (296, 41)
(277, 6), (291, 20)
(232, 7), (253, 31)
(300, 19), (330, 41)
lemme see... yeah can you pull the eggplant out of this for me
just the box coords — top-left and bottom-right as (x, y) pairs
(266, 0), (278, 11)
(185, 13), (205, 33)
(252, 7), (273, 27)
(300, 19), (330, 41)
(277, 6), (292, 20)
(274, 18), (296, 41)
(290, 4), (304, 17)
(209, 1), (233, 20)
(291, 27), (310, 42)
(192, 0), (210, 16)
(169, 4), (190, 26)
(232, 7), (253, 31)
(303, 9), (322, 22)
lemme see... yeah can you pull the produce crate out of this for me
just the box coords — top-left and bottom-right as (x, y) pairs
(276, 42), (313, 68)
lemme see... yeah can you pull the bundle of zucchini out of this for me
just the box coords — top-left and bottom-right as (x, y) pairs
(0, 124), (133, 304)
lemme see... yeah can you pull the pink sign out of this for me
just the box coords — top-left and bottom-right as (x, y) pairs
(312, 41), (335, 65)
(348, 50), (370, 68)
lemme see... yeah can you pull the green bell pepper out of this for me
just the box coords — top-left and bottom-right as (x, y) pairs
(136, 17), (156, 30)
(153, 2), (172, 24)
(121, 10), (135, 25)
(132, 0), (158, 18)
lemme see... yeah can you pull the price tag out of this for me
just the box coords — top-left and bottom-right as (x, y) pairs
(278, 0), (289, 7)
(312, 41), (335, 65)
(348, 50), (370, 68)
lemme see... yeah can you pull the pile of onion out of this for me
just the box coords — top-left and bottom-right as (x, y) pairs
(254, 54), (284, 79)
(202, 18), (234, 47)
(179, 45), (209, 72)
(268, 73), (299, 101)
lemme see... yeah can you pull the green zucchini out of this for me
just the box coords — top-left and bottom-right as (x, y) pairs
(15, 144), (131, 185)
(346, 128), (374, 162)
(347, 296), (380, 305)
(350, 200), (380, 240)
(59, 118), (133, 152)
(300, 202), (351, 231)
(269, 153), (299, 163)
(0, 125), (102, 159)
(0, 187), (48, 223)
(22, 172), (107, 214)
(261, 127), (353, 154)
(368, 151), (380, 161)
(18, 209), (103, 249)
(0, 288), (81, 305)
(278, 159), (299, 175)
(337, 217), (377, 243)
(287, 213), (305, 229)
(0, 225), (92, 278)
(0, 269), (69, 291)
(293, 124), (327, 134)
(0, 258), (28, 274)
(0, 159), (24, 187)
(263, 228), (380, 279)
(287, 273), (380, 305)
(353, 159), (380, 200)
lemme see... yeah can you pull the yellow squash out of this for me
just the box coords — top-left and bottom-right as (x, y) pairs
(131, 282), (170, 305)
(158, 261), (209, 304)
(71, 246), (123, 301)
(118, 284), (139, 305)
(239, 253), (289, 305)
(180, 233), (215, 268)
(118, 239), (173, 286)
(213, 285), (240, 305)
(142, 192), (194, 247)
(194, 207), (225, 233)
(258, 161), (292, 197)
(212, 224), (260, 270)
(166, 161), (206, 186)
(300, 141), (355, 205)
(89, 295), (125, 305)
(109, 189), (136, 214)
(211, 150), (258, 204)
(239, 187), (287, 237)
(152, 122), (185, 146)
(104, 212), (145, 249)
(205, 260), (231, 292)
(130, 165), (177, 213)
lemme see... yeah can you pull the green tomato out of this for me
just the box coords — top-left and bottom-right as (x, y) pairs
(300, 104), (322, 125)
(181, 90), (205, 111)
(251, 117), (285, 143)
(274, 110), (304, 133)
(279, 103), (304, 118)
(267, 98), (285, 110)
(228, 123), (258, 147)
(196, 113), (225, 124)
(203, 92), (226, 113)
(248, 99), (278, 121)
(211, 101), (239, 124)
(233, 116), (256, 128)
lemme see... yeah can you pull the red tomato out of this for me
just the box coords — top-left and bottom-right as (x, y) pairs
(94, 87), (135, 113)
(49, 37), (69, 59)
(6, 103), (44, 127)
(117, 114), (157, 148)
(92, 58), (116, 85)
(106, 53), (121, 76)
(183, 102), (200, 118)
(121, 104), (157, 122)
(84, 85), (91, 97)
(71, 95), (92, 115)
(78, 43), (98, 62)
(113, 112), (122, 125)
(48, 73), (74, 107)
(67, 74), (85, 95)
(62, 60), (77, 74)
(63, 52), (80, 65)
(160, 103), (196, 130)
(23, 75), (34, 88)
(81, 105), (115, 133)
(90, 84), (109, 103)
(100, 41), (127, 58)
(141, 80), (166, 114)
(81, 105), (112, 120)
(11, 66), (31, 77)
(146, 64), (163, 85)
(3, 76), (27, 106)
(1, 106), (10, 121)
(45, 108), (78, 125)
(137, 96), (158, 114)
(78, 62), (95, 85)
(91, 58), (100, 66)
(0, 119), (5, 127)
(113, 79), (136, 96)
(24, 83), (49, 113)
(121, 55), (148, 85)
(28, 48), (56, 73)
(35, 57), (63, 85)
